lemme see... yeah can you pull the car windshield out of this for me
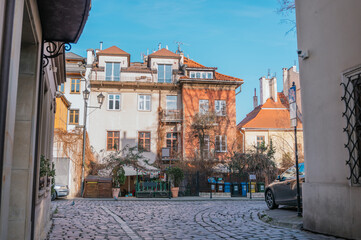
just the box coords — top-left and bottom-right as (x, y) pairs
(281, 163), (305, 180)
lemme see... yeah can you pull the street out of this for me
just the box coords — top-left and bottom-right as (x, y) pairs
(48, 199), (339, 240)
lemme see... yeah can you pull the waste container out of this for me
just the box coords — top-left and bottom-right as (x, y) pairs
(224, 182), (231, 193)
(257, 182), (265, 192)
(248, 182), (256, 193)
(218, 183), (224, 192)
(231, 182), (240, 197)
(240, 182), (247, 197)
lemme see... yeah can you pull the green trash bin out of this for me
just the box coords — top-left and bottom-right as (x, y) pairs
(257, 182), (265, 192)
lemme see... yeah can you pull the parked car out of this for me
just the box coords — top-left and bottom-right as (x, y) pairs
(51, 184), (69, 201)
(265, 163), (305, 209)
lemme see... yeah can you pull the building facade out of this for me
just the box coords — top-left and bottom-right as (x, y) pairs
(238, 73), (303, 170)
(296, 0), (361, 238)
(83, 45), (242, 191)
(0, 0), (90, 239)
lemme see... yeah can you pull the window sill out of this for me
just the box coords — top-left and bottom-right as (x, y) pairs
(69, 92), (81, 94)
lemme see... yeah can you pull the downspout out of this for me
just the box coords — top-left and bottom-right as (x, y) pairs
(240, 128), (245, 153)
(0, 0), (16, 208)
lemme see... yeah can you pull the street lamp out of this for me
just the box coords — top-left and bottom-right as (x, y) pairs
(80, 88), (104, 197)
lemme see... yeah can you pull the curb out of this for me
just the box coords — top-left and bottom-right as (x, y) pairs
(58, 197), (264, 202)
(258, 211), (303, 230)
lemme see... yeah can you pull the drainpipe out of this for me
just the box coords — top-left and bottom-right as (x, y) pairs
(0, 0), (16, 211)
(240, 128), (245, 153)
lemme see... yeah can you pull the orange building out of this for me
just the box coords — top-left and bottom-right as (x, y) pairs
(54, 93), (71, 131)
(180, 57), (243, 161)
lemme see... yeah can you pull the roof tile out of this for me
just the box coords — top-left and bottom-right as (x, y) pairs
(97, 46), (130, 56)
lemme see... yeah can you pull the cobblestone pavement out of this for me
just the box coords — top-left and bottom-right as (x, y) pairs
(48, 199), (341, 240)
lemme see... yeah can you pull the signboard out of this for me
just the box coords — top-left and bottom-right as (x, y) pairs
(289, 85), (297, 127)
(249, 174), (256, 180)
(161, 148), (170, 158)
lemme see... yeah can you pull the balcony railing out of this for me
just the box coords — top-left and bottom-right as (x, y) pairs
(161, 110), (182, 122)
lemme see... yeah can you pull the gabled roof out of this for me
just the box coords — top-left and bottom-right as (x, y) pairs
(97, 46), (130, 56)
(148, 48), (181, 58)
(238, 92), (302, 129)
(65, 52), (84, 60)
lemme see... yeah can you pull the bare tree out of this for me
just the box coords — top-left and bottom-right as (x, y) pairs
(277, 0), (296, 34)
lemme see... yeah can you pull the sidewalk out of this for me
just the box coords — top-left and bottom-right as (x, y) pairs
(258, 206), (303, 229)
(63, 195), (264, 201)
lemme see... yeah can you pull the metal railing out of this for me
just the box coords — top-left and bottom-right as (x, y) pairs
(161, 109), (182, 122)
(90, 75), (177, 83)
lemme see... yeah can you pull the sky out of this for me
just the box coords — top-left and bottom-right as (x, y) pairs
(71, 0), (297, 123)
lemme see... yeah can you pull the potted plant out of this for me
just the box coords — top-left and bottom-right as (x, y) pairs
(112, 166), (126, 199)
(167, 167), (184, 198)
(39, 155), (47, 189)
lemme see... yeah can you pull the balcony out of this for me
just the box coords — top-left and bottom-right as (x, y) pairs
(161, 110), (182, 122)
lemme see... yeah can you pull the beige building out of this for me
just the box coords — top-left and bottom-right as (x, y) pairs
(0, 0), (90, 239)
(238, 73), (303, 169)
(296, 0), (361, 239)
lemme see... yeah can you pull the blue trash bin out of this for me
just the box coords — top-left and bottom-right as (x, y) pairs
(240, 182), (247, 197)
(224, 182), (231, 193)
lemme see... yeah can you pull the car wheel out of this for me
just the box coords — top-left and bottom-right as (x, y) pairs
(265, 190), (278, 210)
(51, 191), (57, 201)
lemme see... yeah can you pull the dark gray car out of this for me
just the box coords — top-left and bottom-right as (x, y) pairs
(265, 163), (305, 209)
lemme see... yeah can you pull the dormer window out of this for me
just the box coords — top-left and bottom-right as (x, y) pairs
(105, 62), (120, 81)
(158, 64), (172, 83)
(190, 71), (213, 79)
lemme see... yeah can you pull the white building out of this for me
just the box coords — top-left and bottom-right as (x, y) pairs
(296, 0), (361, 238)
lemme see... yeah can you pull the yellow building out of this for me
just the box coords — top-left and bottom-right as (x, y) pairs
(54, 93), (71, 131)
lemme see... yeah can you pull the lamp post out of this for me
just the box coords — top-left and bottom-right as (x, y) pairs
(80, 88), (105, 197)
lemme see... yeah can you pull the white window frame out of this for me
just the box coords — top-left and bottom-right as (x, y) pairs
(166, 95), (178, 110)
(199, 99), (209, 114)
(108, 94), (121, 110)
(200, 135), (210, 158)
(215, 100), (226, 116)
(105, 62), (121, 81)
(215, 135), (227, 152)
(138, 94), (151, 111)
(190, 71), (213, 79)
(158, 64), (172, 83)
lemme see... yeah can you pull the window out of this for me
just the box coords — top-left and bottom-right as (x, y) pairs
(199, 100), (209, 114)
(215, 100), (226, 116)
(200, 135), (210, 158)
(158, 64), (172, 83)
(138, 94), (151, 111)
(342, 68), (361, 185)
(257, 136), (265, 148)
(166, 96), (177, 110)
(70, 79), (80, 93)
(69, 109), (79, 125)
(138, 132), (151, 152)
(190, 71), (213, 79)
(108, 94), (121, 110)
(58, 83), (64, 93)
(107, 131), (120, 151)
(166, 132), (178, 156)
(105, 62), (120, 81)
(215, 135), (227, 152)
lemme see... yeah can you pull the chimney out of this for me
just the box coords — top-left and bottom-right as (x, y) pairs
(270, 77), (278, 102)
(180, 52), (184, 65)
(86, 49), (94, 65)
(99, 41), (103, 50)
(166, 45), (168, 50)
(259, 76), (269, 105)
(253, 88), (258, 109)
(158, 43), (161, 50)
(282, 68), (288, 97)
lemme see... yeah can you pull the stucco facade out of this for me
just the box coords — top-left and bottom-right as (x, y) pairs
(296, 1), (361, 239)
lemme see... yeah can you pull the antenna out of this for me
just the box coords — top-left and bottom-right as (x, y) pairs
(158, 42), (161, 50)
(267, 68), (270, 78)
(175, 41), (184, 53)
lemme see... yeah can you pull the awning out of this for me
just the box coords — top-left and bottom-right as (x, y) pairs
(123, 163), (160, 177)
(37, 0), (91, 43)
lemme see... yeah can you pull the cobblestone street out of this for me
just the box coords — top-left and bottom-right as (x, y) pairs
(47, 199), (341, 240)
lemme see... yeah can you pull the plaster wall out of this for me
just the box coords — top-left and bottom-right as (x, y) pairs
(296, 0), (361, 238)
(98, 55), (128, 68)
(64, 77), (85, 131)
(150, 58), (179, 71)
(243, 130), (303, 167)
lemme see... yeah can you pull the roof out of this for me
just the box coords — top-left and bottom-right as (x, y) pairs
(65, 52), (84, 60)
(148, 48), (181, 58)
(97, 46), (130, 56)
(238, 92), (302, 129)
(181, 58), (243, 82)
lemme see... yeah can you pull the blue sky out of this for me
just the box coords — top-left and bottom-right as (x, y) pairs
(71, 0), (297, 123)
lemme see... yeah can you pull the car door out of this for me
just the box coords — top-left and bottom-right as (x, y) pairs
(274, 166), (296, 204)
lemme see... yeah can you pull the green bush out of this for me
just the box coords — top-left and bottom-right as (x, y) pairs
(167, 167), (184, 187)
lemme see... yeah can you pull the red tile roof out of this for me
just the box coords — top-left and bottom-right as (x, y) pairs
(148, 48), (181, 58)
(97, 46), (130, 56)
(183, 57), (215, 69)
(238, 92), (302, 129)
(214, 72), (243, 82)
